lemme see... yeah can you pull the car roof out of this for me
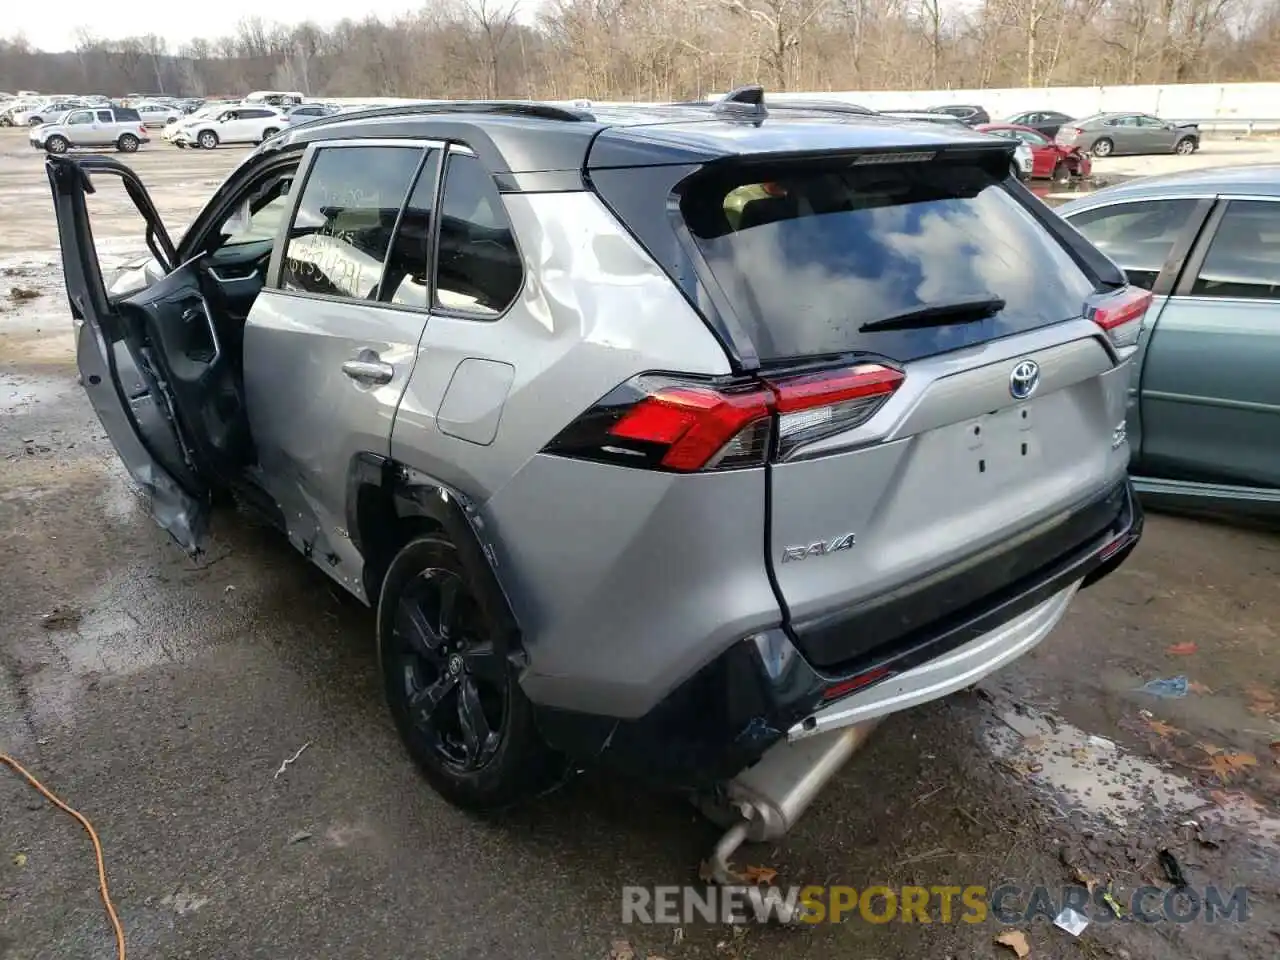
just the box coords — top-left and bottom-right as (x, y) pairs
(262, 97), (1001, 179)
(1059, 164), (1280, 212)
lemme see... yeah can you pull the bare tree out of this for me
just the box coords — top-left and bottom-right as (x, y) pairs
(3, 0), (1278, 101)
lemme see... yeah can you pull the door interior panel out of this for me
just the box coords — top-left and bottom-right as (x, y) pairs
(121, 265), (255, 475)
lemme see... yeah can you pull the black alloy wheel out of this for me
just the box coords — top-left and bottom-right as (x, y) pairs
(389, 565), (505, 773)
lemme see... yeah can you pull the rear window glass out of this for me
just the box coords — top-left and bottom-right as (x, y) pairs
(680, 159), (1094, 363)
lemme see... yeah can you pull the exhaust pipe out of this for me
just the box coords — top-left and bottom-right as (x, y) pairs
(705, 720), (880, 884)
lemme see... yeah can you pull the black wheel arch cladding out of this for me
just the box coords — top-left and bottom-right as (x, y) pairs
(348, 453), (522, 659)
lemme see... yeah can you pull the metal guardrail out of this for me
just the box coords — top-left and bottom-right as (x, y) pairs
(1174, 119), (1280, 134)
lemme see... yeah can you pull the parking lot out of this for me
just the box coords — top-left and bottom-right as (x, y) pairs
(2, 126), (1280, 960)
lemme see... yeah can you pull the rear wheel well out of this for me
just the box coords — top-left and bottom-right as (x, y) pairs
(351, 466), (522, 658)
(354, 480), (443, 602)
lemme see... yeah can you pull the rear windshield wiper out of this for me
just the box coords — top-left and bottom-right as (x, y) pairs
(859, 296), (1006, 333)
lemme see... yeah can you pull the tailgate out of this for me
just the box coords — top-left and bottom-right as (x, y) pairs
(674, 149), (1129, 669)
(768, 330), (1130, 668)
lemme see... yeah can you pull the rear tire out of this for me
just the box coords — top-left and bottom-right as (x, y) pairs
(377, 533), (562, 812)
(1090, 137), (1114, 158)
(197, 130), (219, 150)
(261, 127), (279, 141)
(1051, 161), (1070, 185)
(116, 134), (139, 153)
(1175, 137), (1197, 155)
(44, 135), (69, 155)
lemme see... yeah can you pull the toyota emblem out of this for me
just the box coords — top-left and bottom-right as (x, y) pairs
(1009, 359), (1040, 400)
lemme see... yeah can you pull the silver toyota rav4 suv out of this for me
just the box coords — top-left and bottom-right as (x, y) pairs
(46, 88), (1143, 842)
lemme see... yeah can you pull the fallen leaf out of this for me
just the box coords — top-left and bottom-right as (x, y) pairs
(1196, 751), (1257, 781)
(609, 940), (635, 960)
(1166, 642), (1198, 655)
(12, 853), (27, 867)
(995, 929), (1031, 957)
(1209, 789), (1265, 812)
(1269, 741), (1280, 756)
(741, 864), (777, 885)
(1072, 866), (1098, 892)
(1145, 718), (1183, 737)
(1187, 681), (1214, 695)
(1245, 684), (1277, 716)
(1020, 734), (1045, 751)
(1102, 890), (1125, 918)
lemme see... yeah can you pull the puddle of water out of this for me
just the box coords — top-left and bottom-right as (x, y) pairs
(985, 710), (1280, 848)
(0, 370), (74, 414)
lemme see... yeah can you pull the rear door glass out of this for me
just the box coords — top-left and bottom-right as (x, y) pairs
(280, 145), (423, 301)
(433, 153), (523, 316)
(381, 150), (443, 308)
(1191, 200), (1280, 300)
(680, 159), (1093, 364)
(1066, 198), (1199, 290)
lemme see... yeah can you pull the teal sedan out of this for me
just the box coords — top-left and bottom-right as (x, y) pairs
(1058, 165), (1280, 513)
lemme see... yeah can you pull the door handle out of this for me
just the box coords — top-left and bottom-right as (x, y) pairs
(342, 358), (394, 385)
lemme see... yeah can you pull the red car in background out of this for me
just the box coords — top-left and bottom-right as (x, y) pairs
(975, 123), (1092, 182)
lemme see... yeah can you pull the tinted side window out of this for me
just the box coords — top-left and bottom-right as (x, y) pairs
(116, 108), (140, 121)
(1191, 200), (1280, 300)
(434, 153), (522, 316)
(1066, 199), (1198, 290)
(280, 146), (423, 300)
(383, 150), (442, 308)
(96, 110), (113, 122)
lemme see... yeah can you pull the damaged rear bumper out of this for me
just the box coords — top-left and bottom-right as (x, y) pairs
(533, 479), (1142, 791)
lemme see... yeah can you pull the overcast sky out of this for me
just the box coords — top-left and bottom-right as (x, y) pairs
(7, 1), (436, 53)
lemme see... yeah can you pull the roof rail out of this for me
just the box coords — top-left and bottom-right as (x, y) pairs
(300, 99), (597, 130)
(713, 85), (767, 118)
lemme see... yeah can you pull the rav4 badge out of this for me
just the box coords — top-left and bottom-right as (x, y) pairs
(781, 533), (857, 563)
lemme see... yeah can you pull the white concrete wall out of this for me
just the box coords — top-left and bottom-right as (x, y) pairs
(755, 82), (1280, 129)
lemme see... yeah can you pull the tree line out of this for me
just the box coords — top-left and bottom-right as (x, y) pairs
(2, 0), (1279, 102)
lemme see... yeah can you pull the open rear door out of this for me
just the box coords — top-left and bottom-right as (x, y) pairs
(46, 154), (211, 553)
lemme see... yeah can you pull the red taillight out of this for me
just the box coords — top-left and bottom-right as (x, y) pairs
(609, 386), (771, 471)
(766, 364), (905, 460)
(139, 125), (147, 135)
(768, 364), (903, 413)
(1087, 286), (1153, 349)
(544, 364), (904, 473)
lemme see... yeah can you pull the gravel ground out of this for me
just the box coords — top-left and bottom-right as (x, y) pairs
(2, 128), (1279, 960)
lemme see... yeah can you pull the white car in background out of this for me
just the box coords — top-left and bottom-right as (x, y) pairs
(14, 99), (86, 126)
(168, 106), (288, 149)
(133, 101), (183, 128)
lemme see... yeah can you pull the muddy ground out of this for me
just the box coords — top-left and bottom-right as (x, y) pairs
(2, 128), (1279, 960)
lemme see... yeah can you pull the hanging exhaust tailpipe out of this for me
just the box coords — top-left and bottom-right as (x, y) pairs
(704, 719), (881, 884)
